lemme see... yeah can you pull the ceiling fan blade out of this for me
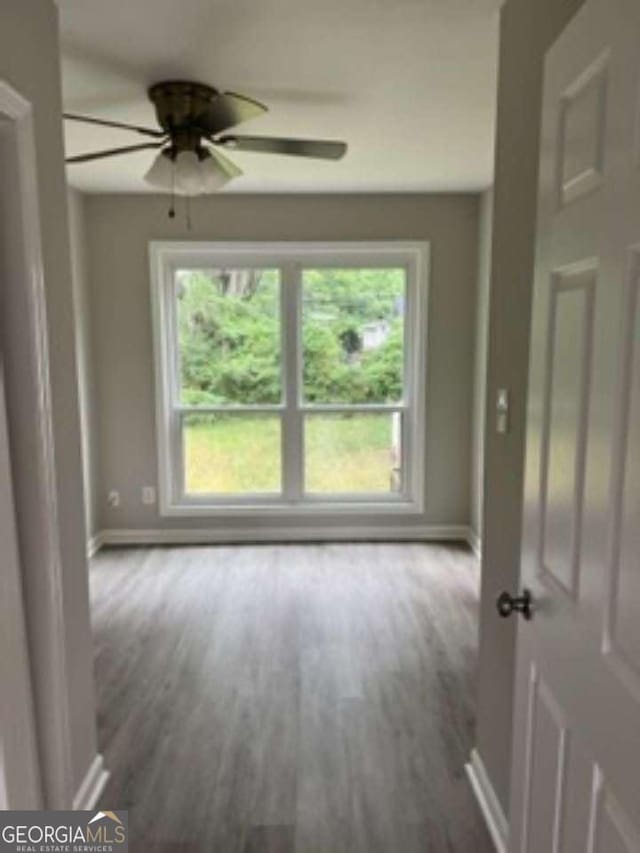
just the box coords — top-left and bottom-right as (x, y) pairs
(64, 113), (165, 138)
(66, 142), (165, 164)
(197, 92), (268, 135)
(216, 134), (347, 160)
(208, 146), (244, 179)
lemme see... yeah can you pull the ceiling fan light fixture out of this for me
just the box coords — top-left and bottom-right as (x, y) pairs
(143, 148), (235, 195)
(174, 151), (207, 196)
(143, 149), (174, 190)
(197, 150), (236, 193)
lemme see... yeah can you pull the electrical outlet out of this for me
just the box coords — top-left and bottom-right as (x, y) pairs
(107, 490), (120, 508)
(142, 486), (156, 505)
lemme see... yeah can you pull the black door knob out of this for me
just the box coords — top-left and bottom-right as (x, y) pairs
(496, 588), (532, 620)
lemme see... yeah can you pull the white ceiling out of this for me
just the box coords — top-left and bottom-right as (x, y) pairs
(58, 0), (501, 194)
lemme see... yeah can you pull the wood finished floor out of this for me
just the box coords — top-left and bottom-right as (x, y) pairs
(91, 543), (493, 853)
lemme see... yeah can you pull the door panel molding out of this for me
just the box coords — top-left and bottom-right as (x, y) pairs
(587, 765), (640, 853)
(603, 246), (640, 702)
(538, 261), (596, 599)
(556, 50), (609, 208)
(520, 667), (569, 853)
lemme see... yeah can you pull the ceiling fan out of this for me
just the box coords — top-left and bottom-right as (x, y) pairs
(64, 80), (347, 196)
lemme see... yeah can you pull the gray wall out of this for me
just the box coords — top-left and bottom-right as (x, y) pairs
(470, 189), (493, 542)
(475, 0), (585, 813)
(68, 188), (99, 540)
(84, 193), (479, 534)
(0, 0), (98, 799)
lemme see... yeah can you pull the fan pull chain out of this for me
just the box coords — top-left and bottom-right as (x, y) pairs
(185, 195), (192, 230)
(168, 164), (176, 219)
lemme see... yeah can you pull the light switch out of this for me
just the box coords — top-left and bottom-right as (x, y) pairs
(496, 388), (510, 434)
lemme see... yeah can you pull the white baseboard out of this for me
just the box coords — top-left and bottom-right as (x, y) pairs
(93, 524), (472, 548)
(467, 527), (482, 559)
(73, 754), (109, 811)
(465, 749), (508, 853)
(87, 532), (105, 559)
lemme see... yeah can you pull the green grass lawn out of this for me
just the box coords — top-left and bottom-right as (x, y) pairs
(184, 413), (396, 495)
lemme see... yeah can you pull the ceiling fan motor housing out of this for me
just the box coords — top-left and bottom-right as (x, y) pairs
(148, 81), (219, 141)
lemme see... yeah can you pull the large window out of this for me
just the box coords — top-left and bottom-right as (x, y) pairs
(150, 242), (428, 515)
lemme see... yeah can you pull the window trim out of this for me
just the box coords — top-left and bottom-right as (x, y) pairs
(149, 240), (429, 517)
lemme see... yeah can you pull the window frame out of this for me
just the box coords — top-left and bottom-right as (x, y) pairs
(150, 241), (429, 516)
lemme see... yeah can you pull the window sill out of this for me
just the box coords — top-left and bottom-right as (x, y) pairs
(158, 497), (424, 518)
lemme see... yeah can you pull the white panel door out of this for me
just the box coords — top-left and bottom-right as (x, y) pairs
(508, 0), (640, 850)
(0, 343), (40, 806)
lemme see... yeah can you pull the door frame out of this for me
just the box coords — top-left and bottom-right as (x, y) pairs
(0, 79), (73, 807)
(0, 340), (41, 807)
